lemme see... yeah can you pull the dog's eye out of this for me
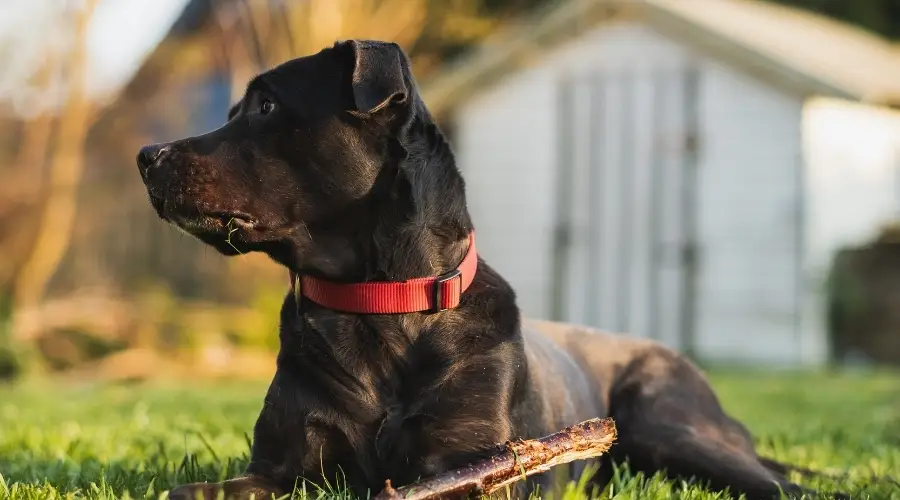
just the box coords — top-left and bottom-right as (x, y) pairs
(260, 100), (275, 115)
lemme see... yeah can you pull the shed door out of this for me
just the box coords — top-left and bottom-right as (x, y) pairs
(550, 67), (700, 353)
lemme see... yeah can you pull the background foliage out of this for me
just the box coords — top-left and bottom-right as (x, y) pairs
(0, 0), (899, 381)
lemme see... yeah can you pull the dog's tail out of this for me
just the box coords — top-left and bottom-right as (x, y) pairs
(759, 455), (900, 489)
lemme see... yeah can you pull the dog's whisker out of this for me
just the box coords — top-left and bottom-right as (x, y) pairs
(300, 221), (312, 242)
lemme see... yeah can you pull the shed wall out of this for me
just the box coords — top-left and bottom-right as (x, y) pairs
(694, 60), (804, 364)
(453, 22), (811, 364)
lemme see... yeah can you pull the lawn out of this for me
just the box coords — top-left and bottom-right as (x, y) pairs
(1, 370), (898, 499)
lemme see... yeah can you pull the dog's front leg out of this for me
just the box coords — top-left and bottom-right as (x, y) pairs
(167, 475), (283, 500)
(166, 372), (326, 500)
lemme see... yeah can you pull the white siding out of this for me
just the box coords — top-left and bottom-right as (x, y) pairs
(455, 23), (695, 329)
(694, 61), (804, 365)
(546, 25), (695, 350)
(451, 21), (840, 366)
(455, 71), (558, 318)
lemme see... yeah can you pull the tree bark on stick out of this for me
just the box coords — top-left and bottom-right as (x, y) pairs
(371, 417), (617, 500)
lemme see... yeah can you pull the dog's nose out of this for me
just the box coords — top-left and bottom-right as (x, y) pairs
(136, 144), (170, 174)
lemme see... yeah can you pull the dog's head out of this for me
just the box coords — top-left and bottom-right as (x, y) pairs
(136, 40), (468, 276)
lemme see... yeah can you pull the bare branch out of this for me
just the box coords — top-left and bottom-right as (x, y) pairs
(371, 418), (617, 500)
(213, 2), (260, 102)
(236, 0), (267, 70)
(366, 0), (428, 48)
(13, 0), (100, 309)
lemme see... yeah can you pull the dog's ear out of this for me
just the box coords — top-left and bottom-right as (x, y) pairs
(343, 40), (408, 114)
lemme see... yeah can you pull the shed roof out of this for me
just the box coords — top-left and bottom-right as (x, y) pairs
(420, 0), (900, 119)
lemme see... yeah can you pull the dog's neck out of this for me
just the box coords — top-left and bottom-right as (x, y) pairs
(289, 225), (471, 284)
(283, 120), (473, 284)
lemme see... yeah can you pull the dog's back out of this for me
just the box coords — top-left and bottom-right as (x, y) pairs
(522, 320), (825, 499)
(517, 320), (662, 493)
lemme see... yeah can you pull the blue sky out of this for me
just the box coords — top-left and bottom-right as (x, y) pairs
(86, 0), (192, 96)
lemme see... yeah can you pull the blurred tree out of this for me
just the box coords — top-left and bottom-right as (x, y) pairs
(0, 0), (98, 311)
(12, 0), (100, 310)
(211, 0), (504, 100)
(0, 0), (101, 379)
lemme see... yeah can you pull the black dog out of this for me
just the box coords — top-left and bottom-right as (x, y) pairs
(137, 40), (841, 500)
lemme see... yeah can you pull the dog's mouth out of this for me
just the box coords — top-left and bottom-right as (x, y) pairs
(168, 211), (263, 257)
(148, 192), (260, 236)
(173, 211), (259, 236)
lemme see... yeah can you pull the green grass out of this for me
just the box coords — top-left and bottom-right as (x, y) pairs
(1, 370), (898, 499)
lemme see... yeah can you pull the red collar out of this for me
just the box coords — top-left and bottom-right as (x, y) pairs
(289, 232), (478, 314)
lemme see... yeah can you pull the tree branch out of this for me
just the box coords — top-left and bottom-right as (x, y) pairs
(13, 0), (100, 309)
(371, 417), (617, 500)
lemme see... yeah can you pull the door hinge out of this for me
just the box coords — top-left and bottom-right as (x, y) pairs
(684, 133), (699, 154)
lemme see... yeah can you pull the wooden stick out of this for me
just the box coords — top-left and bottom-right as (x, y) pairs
(371, 417), (617, 500)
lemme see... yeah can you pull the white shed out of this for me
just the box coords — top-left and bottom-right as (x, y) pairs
(421, 0), (900, 366)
